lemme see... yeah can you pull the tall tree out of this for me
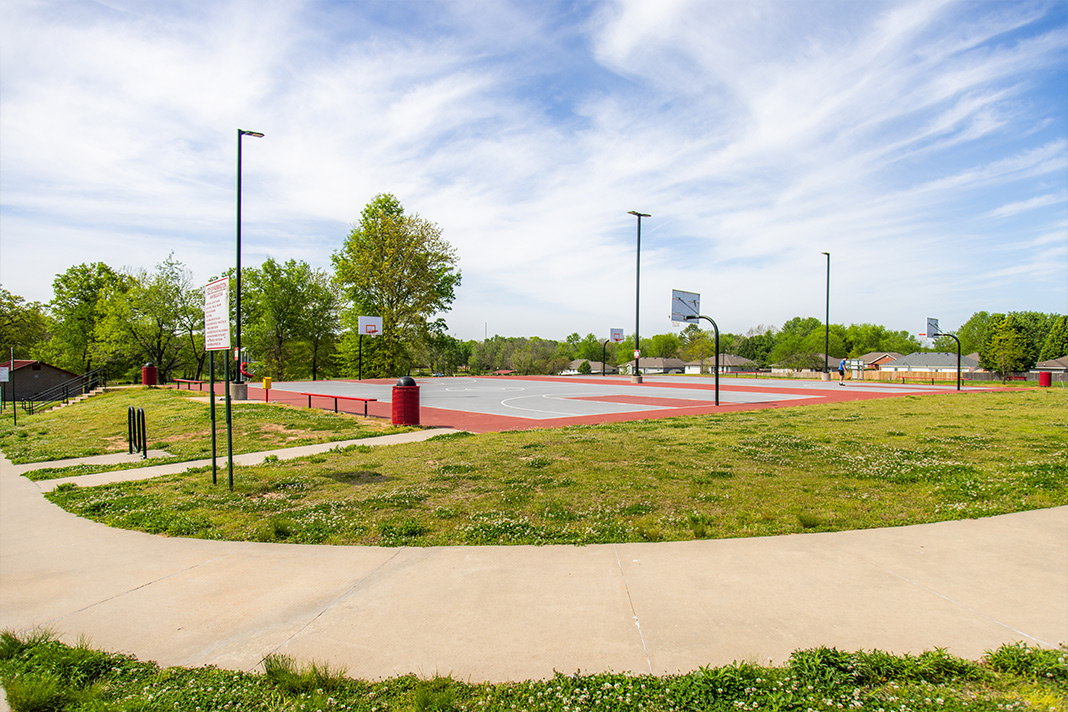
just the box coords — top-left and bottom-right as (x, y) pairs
(0, 287), (49, 359)
(242, 258), (317, 380)
(48, 262), (127, 373)
(95, 255), (197, 382)
(979, 313), (1034, 377)
(1038, 315), (1068, 361)
(333, 194), (461, 377)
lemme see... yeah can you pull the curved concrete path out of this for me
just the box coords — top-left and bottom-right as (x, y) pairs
(1, 442), (1065, 686)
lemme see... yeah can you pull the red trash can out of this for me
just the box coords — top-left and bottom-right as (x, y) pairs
(1039, 371), (1052, 387)
(391, 376), (420, 425)
(141, 362), (158, 386)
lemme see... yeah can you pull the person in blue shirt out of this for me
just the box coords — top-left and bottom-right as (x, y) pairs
(838, 358), (846, 384)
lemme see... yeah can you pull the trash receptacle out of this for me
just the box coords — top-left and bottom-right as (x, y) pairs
(1039, 371), (1052, 388)
(392, 376), (420, 425)
(141, 362), (157, 386)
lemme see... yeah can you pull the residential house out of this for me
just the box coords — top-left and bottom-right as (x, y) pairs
(684, 354), (755, 374)
(619, 357), (686, 376)
(560, 359), (618, 375)
(879, 352), (979, 373)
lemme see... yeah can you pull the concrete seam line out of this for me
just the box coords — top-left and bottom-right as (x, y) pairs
(614, 544), (653, 674)
(21, 543), (257, 636)
(870, 563), (1055, 648)
(255, 546), (408, 670)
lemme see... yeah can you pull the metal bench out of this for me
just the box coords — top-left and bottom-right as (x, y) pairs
(299, 392), (377, 416)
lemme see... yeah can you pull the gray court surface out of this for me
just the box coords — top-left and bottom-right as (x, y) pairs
(270, 375), (970, 420)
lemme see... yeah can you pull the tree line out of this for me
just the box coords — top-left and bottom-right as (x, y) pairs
(1, 193), (1064, 381)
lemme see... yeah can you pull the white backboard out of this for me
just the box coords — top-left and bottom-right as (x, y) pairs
(203, 277), (230, 351)
(670, 290), (700, 322)
(359, 315), (383, 336)
(926, 317), (939, 339)
(610, 328), (624, 343)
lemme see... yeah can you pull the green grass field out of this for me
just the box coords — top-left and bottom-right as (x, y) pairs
(0, 386), (414, 469)
(37, 388), (1068, 546)
(0, 631), (1064, 711)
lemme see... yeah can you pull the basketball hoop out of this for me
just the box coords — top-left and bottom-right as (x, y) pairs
(365, 324), (378, 335)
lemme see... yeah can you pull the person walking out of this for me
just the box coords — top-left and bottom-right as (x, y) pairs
(838, 358), (846, 385)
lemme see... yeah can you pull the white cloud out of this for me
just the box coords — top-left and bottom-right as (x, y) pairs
(1, 0), (1065, 343)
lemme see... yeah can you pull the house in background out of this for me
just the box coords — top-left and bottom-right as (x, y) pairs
(878, 352), (979, 374)
(619, 357), (686, 376)
(684, 354), (755, 374)
(1033, 356), (1068, 373)
(1, 359), (80, 402)
(856, 352), (902, 370)
(560, 359), (617, 375)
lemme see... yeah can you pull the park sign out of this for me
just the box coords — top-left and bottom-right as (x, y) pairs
(204, 277), (230, 351)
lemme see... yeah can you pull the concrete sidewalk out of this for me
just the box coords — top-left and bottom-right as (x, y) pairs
(0, 440), (1065, 687)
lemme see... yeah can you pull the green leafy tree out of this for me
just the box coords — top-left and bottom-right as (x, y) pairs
(242, 258), (318, 380)
(648, 333), (681, 358)
(735, 327), (777, 367)
(1038, 315), (1068, 361)
(979, 314), (1033, 378)
(333, 194), (461, 378)
(0, 287), (49, 360)
(47, 263), (128, 373)
(947, 312), (993, 355)
(94, 255), (199, 382)
(577, 359), (592, 374)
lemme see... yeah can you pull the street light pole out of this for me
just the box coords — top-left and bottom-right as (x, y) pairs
(236, 129), (264, 386)
(821, 251), (830, 377)
(629, 211), (650, 384)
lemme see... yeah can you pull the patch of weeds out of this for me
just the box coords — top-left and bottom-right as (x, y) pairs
(986, 642), (1068, 682)
(432, 506), (457, 519)
(427, 431), (473, 442)
(797, 512), (827, 529)
(412, 674), (459, 711)
(541, 500), (579, 521)
(693, 470), (733, 483)
(688, 511), (715, 539)
(262, 653), (347, 694)
(378, 518), (428, 545)
(526, 456), (552, 469)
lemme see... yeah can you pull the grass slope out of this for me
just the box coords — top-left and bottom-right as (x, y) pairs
(0, 386), (414, 470)
(42, 389), (1067, 546)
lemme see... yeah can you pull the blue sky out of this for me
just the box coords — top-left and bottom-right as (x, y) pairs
(2, 0), (1065, 343)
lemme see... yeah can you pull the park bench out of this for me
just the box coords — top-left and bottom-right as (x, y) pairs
(173, 379), (208, 391)
(299, 392), (377, 416)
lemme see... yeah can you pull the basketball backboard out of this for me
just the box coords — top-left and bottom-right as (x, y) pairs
(359, 315), (383, 336)
(671, 290), (700, 322)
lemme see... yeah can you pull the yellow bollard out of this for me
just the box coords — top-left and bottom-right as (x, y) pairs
(262, 377), (271, 402)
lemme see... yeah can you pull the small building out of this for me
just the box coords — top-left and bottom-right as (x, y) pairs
(1, 359), (81, 402)
(879, 352), (979, 373)
(560, 359), (617, 375)
(684, 354), (755, 374)
(619, 357), (686, 376)
(855, 352), (903, 370)
(1033, 356), (1068, 373)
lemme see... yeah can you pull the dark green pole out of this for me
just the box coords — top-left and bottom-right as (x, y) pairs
(629, 211), (650, 383)
(225, 351), (234, 491)
(209, 351), (217, 485)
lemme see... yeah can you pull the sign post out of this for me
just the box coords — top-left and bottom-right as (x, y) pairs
(204, 277), (232, 488)
(671, 290), (720, 406)
(357, 316), (383, 380)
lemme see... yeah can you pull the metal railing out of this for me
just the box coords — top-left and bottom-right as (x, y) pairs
(22, 367), (108, 414)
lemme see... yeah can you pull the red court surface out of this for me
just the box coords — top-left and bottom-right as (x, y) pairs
(199, 375), (990, 434)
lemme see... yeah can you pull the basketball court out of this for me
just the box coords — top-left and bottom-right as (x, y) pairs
(258, 375), (979, 433)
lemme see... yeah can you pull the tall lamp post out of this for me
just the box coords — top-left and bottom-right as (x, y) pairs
(821, 251), (830, 378)
(629, 211), (650, 384)
(235, 128), (264, 394)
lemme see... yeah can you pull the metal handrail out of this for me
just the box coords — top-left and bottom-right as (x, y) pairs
(22, 367), (108, 414)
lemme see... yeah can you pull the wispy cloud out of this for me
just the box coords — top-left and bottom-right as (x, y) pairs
(1, 0), (1065, 340)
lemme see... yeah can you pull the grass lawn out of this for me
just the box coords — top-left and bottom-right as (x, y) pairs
(40, 388), (1067, 546)
(0, 631), (1064, 711)
(0, 386), (415, 469)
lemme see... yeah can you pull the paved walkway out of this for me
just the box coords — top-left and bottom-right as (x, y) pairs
(0, 436), (1065, 690)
